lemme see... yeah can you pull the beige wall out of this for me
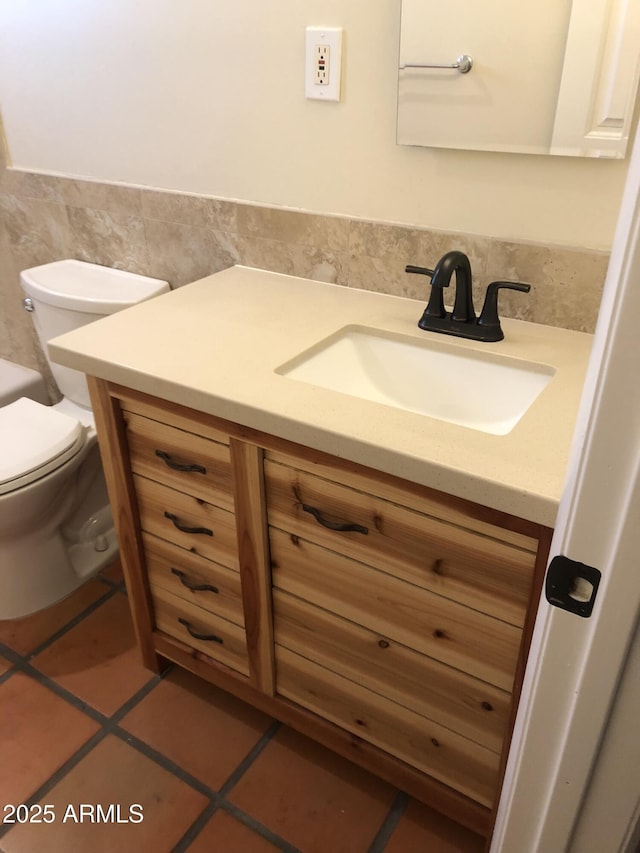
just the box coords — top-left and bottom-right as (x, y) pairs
(0, 1), (631, 250)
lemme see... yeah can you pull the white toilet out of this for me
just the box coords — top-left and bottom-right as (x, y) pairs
(0, 260), (169, 619)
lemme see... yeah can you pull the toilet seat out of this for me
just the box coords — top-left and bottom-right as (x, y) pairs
(0, 398), (86, 496)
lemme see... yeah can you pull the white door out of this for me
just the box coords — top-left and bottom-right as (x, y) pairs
(491, 121), (640, 852)
(570, 616), (640, 852)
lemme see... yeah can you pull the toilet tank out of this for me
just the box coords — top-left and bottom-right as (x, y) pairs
(21, 260), (170, 409)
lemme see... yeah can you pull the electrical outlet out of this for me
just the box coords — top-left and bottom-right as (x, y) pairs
(315, 44), (329, 85)
(305, 27), (342, 101)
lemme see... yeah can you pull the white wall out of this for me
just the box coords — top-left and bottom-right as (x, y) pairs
(0, 0), (631, 250)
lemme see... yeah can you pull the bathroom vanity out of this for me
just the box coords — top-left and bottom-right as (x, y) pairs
(49, 266), (593, 838)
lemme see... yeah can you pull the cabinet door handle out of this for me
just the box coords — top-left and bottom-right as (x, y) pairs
(171, 567), (219, 594)
(155, 449), (206, 474)
(301, 503), (369, 535)
(164, 511), (213, 536)
(178, 617), (223, 643)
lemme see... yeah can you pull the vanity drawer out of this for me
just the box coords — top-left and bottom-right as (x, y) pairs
(270, 528), (520, 691)
(134, 474), (239, 569)
(124, 409), (233, 511)
(275, 645), (500, 808)
(152, 586), (249, 676)
(273, 589), (509, 752)
(265, 457), (536, 626)
(143, 533), (244, 625)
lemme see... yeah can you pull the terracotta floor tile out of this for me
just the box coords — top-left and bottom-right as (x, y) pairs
(1, 735), (208, 853)
(385, 798), (486, 853)
(120, 667), (273, 791)
(188, 809), (280, 852)
(0, 579), (109, 657)
(229, 727), (396, 853)
(0, 672), (100, 806)
(32, 595), (153, 716)
(99, 558), (124, 584)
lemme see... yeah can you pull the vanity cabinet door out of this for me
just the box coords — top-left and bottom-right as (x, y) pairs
(264, 447), (543, 808)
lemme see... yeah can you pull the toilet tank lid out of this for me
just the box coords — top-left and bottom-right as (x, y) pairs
(0, 398), (85, 490)
(20, 260), (170, 314)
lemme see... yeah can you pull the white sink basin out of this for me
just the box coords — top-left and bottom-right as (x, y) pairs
(276, 325), (555, 435)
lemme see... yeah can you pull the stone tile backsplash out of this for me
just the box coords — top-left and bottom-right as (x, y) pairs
(0, 166), (609, 400)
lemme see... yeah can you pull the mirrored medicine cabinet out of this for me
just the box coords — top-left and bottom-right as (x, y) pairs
(397, 0), (640, 158)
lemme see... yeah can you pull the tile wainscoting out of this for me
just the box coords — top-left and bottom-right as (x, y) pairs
(0, 166), (608, 402)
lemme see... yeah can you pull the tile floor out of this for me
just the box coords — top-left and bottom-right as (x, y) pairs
(0, 560), (485, 852)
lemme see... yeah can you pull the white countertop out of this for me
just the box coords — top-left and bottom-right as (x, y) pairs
(49, 266), (593, 527)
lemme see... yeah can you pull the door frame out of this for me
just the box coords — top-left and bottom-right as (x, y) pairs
(491, 120), (640, 851)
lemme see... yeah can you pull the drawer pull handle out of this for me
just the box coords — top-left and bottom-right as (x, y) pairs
(301, 503), (369, 535)
(155, 450), (206, 474)
(171, 567), (219, 594)
(164, 511), (213, 536)
(178, 617), (223, 644)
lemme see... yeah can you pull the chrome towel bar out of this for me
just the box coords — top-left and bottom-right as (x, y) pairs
(399, 54), (473, 74)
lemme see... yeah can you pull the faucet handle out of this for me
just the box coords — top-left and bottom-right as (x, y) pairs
(405, 264), (435, 277)
(478, 281), (531, 340)
(405, 264), (446, 319)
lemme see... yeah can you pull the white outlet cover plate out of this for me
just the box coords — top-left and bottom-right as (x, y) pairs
(305, 26), (343, 101)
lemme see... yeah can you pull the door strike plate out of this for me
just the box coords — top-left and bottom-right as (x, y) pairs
(545, 555), (601, 618)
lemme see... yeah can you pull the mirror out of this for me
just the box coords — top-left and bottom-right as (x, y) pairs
(397, 0), (640, 158)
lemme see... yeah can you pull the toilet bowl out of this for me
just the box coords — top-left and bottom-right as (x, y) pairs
(0, 260), (169, 619)
(0, 398), (115, 617)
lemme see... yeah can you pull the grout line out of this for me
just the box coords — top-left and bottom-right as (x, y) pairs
(111, 716), (279, 802)
(171, 800), (221, 852)
(113, 715), (298, 852)
(0, 668), (15, 687)
(111, 713), (295, 852)
(0, 641), (27, 666)
(0, 666), (164, 840)
(0, 664), (167, 838)
(111, 727), (219, 799)
(367, 790), (409, 853)
(174, 720), (294, 852)
(25, 585), (120, 660)
(220, 801), (303, 852)
(0, 643), (21, 686)
(6, 659), (109, 725)
(108, 670), (168, 725)
(217, 719), (281, 798)
(0, 578), (119, 670)
(97, 573), (126, 591)
(0, 727), (111, 841)
(1, 643), (163, 729)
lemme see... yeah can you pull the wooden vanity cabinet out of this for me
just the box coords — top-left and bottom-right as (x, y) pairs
(89, 378), (552, 838)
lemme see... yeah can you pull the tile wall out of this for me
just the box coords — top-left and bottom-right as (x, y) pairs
(0, 146), (609, 402)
